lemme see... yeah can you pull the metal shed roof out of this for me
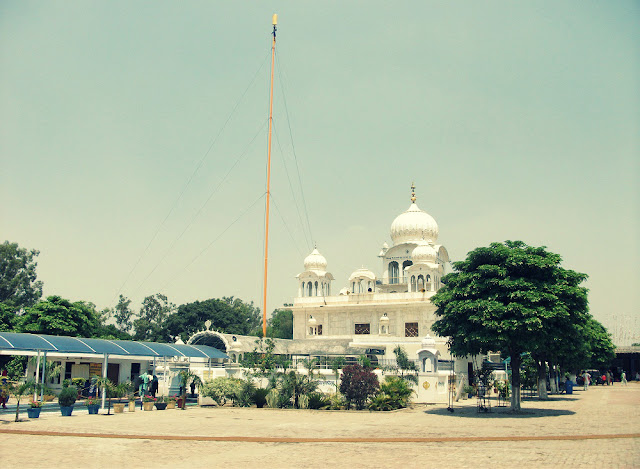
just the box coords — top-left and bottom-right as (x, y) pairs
(0, 332), (228, 360)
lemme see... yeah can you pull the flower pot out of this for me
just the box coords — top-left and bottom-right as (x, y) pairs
(27, 407), (42, 418)
(166, 401), (176, 409)
(143, 401), (154, 411)
(60, 405), (74, 416)
(155, 402), (167, 410)
(129, 401), (136, 412)
(113, 403), (125, 413)
(176, 398), (184, 408)
(87, 404), (100, 414)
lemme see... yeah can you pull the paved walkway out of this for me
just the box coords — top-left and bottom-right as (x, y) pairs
(1, 383), (638, 468)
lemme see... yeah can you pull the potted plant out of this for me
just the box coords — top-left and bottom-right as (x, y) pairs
(27, 399), (42, 418)
(166, 395), (177, 409)
(8, 380), (35, 422)
(58, 385), (77, 416)
(463, 385), (475, 399)
(85, 396), (100, 414)
(142, 395), (155, 411)
(177, 370), (203, 410)
(154, 395), (168, 410)
(128, 393), (136, 412)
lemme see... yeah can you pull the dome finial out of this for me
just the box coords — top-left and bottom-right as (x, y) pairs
(411, 182), (416, 203)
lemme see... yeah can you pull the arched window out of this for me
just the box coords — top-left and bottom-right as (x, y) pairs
(411, 276), (416, 292)
(417, 275), (425, 291)
(402, 260), (413, 282)
(307, 282), (313, 296)
(389, 262), (399, 284)
(352, 282), (356, 293)
(426, 274), (431, 282)
(314, 281), (319, 296)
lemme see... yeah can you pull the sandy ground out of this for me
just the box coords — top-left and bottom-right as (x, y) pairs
(1, 383), (639, 468)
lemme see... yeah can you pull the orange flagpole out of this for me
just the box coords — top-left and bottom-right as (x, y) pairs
(263, 14), (277, 337)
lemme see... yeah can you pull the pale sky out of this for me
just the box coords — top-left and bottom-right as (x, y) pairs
(2, 2), (638, 344)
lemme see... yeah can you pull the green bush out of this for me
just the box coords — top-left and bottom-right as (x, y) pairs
(298, 394), (309, 409)
(266, 388), (280, 408)
(253, 388), (269, 408)
(368, 376), (414, 411)
(307, 392), (331, 410)
(328, 392), (346, 410)
(58, 386), (77, 407)
(234, 379), (256, 407)
(201, 377), (242, 406)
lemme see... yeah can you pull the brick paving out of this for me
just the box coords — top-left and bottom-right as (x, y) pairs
(1, 382), (638, 468)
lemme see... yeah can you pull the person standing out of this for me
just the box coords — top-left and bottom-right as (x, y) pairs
(582, 371), (591, 391)
(151, 373), (158, 398)
(621, 371), (627, 386)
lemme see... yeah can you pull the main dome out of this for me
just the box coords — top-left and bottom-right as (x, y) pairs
(390, 202), (439, 245)
(303, 248), (327, 272)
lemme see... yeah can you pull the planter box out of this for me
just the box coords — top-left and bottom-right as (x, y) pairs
(60, 405), (74, 416)
(166, 401), (176, 409)
(27, 407), (42, 418)
(155, 402), (167, 410)
(142, 402), (154, 411)
(87, 404), (100, 414)
(129, 401), (136, 412)
(113, 403), (125, 413)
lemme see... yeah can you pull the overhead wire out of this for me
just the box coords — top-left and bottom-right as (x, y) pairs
(159, 192), (266, 293)
(110, 51), (271, 305)
(129, 118), (270, 298)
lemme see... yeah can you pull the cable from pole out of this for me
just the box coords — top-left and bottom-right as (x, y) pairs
(277, 57), (314, 249)
(128, 118), (269, 298)
(158, 193), (266, 293)
(270, 193), (306, 259)
(109, 52), (271, 306)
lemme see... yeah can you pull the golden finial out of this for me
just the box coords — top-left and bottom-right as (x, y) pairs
(411, 182), (416, 203)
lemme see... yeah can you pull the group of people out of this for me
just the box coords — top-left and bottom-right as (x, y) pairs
(581, 370), (630, 390)
(133, 371), (158, 406)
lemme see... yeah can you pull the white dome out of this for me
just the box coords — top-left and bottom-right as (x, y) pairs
(412, 242), (437, 264)
(307, 315), (317, 326)
(303, 248), (327, 272)
(348, 267), (376, 282)
(421, 334), (436, 348)
(390, 203), (439, 245)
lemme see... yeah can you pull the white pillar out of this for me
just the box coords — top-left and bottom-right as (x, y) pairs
(34, 350), (41, 401)
(101, 353), (108, 409)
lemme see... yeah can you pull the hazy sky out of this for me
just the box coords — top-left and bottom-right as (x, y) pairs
(2, 2), (638, 344)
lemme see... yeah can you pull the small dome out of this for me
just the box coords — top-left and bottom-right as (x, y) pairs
(304, 248), (327, 272)
(421, 334), (436, 348)
(412, 242), (437, 264)
(379, 313), (389, 323)
(348, 267), (376, 282)
(390, 203), (439, 245)
(308, 315), (317, 326)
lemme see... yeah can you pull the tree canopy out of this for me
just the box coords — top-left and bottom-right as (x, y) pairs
(0, 241), (43, 309)
(164, 296), (261, 343)
(267, 308), (293, 339)
(431, 240), (602, 410)
(19, 295), (100, 337)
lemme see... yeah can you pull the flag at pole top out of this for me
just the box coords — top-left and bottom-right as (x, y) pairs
(272, 14), (278, 25)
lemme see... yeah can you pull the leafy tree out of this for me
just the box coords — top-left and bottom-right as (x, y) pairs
(9, 380), (35, 422)
(280, 370), (318, 409)
(19, 296), (100, 337)
(133, 293), (175, 342)
(165, 296), (261, 343)
(0, 303), (17, 331)
(201, 377), (242, 406)
(267, 308), (293, 339)
(177, 370), (202, 409)
(393, 346), (419, 384)
(339, 364), (379, 410)
(113, 295), (134, 333)
(432, 240), (590, 411)
(330, 357), (346, 392)
(0, 241), (43, 309)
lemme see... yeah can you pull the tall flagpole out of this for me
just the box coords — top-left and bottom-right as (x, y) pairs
(263, 14), (277, 337)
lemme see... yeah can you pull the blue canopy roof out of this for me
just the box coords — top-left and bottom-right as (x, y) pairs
(0, 332), (228, 360)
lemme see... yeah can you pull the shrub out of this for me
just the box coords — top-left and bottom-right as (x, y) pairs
(298, 394), (309, 409)
(58, 386), (77, 407)
(368, 376), (414, 411)
(339, 364), (379, 410)
(253, 388), (269, 408)
(307, 392), (331, 410)
(201, 377), (242, 406)
(266, 388), (280, 408)
(328, 392), (346, 410)
(234, 379), (256, 407)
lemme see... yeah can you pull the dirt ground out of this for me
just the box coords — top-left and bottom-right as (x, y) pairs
(1, 383), (638, 468)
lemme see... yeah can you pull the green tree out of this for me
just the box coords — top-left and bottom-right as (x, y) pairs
(0, 241), (43, 309)
(393, 346), (419, 384)
(266, 308), (293, 339)
(113, 294), (134, 333)
(19, 296), (100, 337)
(0, 303), (17, 331)
(133, 293), (175, 341)
(432, 240), (590, 411)
(165, 296), (261, 343)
